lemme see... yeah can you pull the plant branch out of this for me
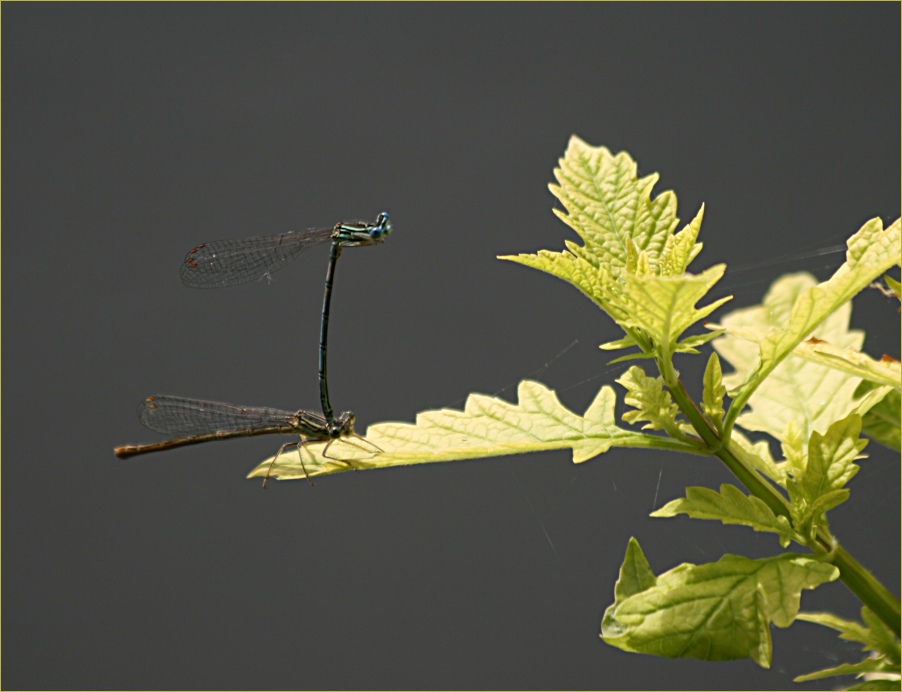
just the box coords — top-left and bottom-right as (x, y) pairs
(658, 356), (901, 636)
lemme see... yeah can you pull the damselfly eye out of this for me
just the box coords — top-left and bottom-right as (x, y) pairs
(375, 212), (392, 237)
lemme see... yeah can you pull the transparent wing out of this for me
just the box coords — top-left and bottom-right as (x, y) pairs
(137, 396), (307, 436)
(180, 227), (334, 288)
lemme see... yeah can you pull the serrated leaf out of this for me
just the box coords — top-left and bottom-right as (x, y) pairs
(600, 545), (838, 667)
(781, 420), (807, 473)
(729, 429), (788, 485)
(651, 484), (798, 547)
(500, 138), (714, 353)
(715, 273), (867, 443)
(782, 413), (866, 538)
(616, 366), (685, 438)
(702, 353), (726, 429)
(502, 247), (633, 327)
(717, 217), (901, 434)
(660, 205), (705, 276)
(794, 413), (867, 501)
(862, 608), (902, 664)
(546, 136), (681, 274)
(249, 380), (699, 482)
(856, 382), (901, 451)
(788, 487), (850, 543)
(619, 265), (731, 357)
(797, 611), (873, 645)
(797, 608), (902, 686)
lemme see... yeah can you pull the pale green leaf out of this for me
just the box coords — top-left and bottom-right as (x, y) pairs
(602, 350), (657, 365)
(619, 264), (731, 357)
(702, 353), (726, 429)
(501, 247), (633, 327)
(788, 487), (851, 543)
(728, 429), (788, 485)
(794, 414), (867, 500)
(660, 205), (705, 276)
(862, 608), (902, 664)
(783, 414), (867, 538)
(796, 608), (902, 684)
(714, 273), (867, 443)
(500, 138), (714, 353)
(601, 545), (838, 667)
(794, 658), (899, 683)
(797, 611), (873, 645)
(599, 334), (640, 351)
(616, 366), (685, 438)
(781, 420), (807, 474)
(249, 380), (701, 482)
(651, 484), (799, 547)
(546, 136), (680, 275)
(793, 338), (901, 390)
(676, 327), (725, 352)
(718, 217), (901, 434)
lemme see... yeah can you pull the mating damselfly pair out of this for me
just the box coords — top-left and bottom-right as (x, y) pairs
(114, 212), (392, 484)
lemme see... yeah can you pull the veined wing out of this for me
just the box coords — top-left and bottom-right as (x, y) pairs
(137, 395), (304, 436)
(180, 227), (334, 288)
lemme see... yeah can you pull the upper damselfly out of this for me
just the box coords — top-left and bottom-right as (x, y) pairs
(179, 212), (392, 424)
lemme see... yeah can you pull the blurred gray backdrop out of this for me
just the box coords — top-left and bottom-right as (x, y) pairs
(3, 4), (899, 689)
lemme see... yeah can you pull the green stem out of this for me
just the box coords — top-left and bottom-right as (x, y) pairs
(828, 542), (901, 636)
(659, 357), (901, 636)
(660, 360), (790, 519)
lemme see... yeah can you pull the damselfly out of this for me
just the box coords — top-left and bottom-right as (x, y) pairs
(180, 212), (392, 424)
(114, 395), (378, 485)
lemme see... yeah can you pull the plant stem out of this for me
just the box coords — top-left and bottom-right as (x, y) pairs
(660, 361), (790, 519)
(659, 358), (901, 636)
(828, 543), (901, 636)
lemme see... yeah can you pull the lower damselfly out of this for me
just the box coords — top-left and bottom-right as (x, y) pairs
(180, 212), (392, 425)
(114, 395), (379, 485)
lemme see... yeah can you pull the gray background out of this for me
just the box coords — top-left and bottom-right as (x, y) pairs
(3, 3), (899, 690)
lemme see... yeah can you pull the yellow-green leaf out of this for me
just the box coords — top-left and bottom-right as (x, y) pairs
(652, 484), (798, 547)
(715, 273), (866, 443)
(717, 217), (901, 436)
(248, 380), (700, 482)
(619, 264), (731, 357)
(795, 414), (867, 501)
(616, 366), (684, 438)
(795, 608), (901, 684)
(855, 381), (901, 451)
(792, 339), (901, 390)
(500, 137), (715, 353)
(546, 136), (681, 275)
(782, 413), (867, 541)
(702, 352), (727, 429)
(601, 542), (838, 668)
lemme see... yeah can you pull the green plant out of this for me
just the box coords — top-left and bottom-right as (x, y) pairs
(251, 137), (901, 687)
